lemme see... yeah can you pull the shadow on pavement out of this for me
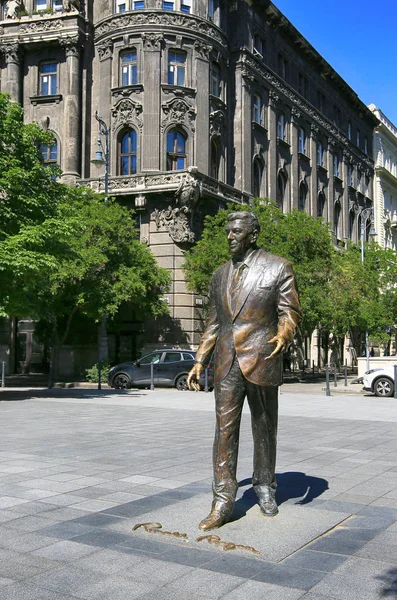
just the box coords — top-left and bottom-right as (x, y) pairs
(233, 472), (329, 521)
(377, 566), (397, 597)
(0, 389), (146, 402)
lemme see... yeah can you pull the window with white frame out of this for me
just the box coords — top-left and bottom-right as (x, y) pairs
(40, 63), (58, 96)
(333, 153), (340, 177)
(53, 0), (63, 11)
(298, 127), (306, 154)
(348, 164), (353, 186)
(36, 0), (47, 10)
(168, 50), (186, 86)
(40, 141), (58, 165)
(317, 141), (323, 166)
(347, 120), (352, 140)
(116, 0), (144, 10)
(356, 129), (360, 147)
(252, 94), (262, 125)
(210, 63), (221, 98)
(253, 34), (264, 56)
(357, 169), (362, 191)
(277, 112), (285, 140)
(120, 49), (138, 86)
(167, 129), (187, 170)
(163, 0), (191, 11)
(364, 137), (368, 154)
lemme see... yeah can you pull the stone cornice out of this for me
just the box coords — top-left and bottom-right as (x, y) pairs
(238, 50), (375, 171)
(375, 166), (397, 188)
(0, 13), (85, 45)
(94, 11), (228, 51)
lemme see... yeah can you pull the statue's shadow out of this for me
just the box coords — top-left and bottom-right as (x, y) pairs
(232, 471), (329, 522)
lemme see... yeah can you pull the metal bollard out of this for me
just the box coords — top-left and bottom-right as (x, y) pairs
(150, 362), (154, 391)
(98, 362), (102, 390)
(1, 361), (5, 388)
(344, 360), (348, 387)
(205, 367), (209, 393)
(334, 365), (337, 387)
(394, 364), (397, 400)
(312, 360), (315, 375)
(326, 364), (331, 396)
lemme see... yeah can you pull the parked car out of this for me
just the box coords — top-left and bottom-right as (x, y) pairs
(107, 349), (213, 391)
(363, 367), (395, 397)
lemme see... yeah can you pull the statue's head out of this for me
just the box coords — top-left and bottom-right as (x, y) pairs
(226, 212), (260, 259)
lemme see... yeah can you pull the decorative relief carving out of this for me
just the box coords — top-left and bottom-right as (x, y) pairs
(161, 98), (196, 133)
(210, 110), (226, 138)
(0, 43), (21, 64)
(153, 169), (201, 244)
(310, 124), (319, 137)
(97, 40), (113, 61)
(4, 0), (24, 20)
(349, 198), (359, 214)
(268, 90), (279, 108)
(112, 98), (143, 131)
(63, 0), (82, 12)
(194, 40), (213, 60)
(95, 12), (227, 48)
(328, 137), (337, 151)
(142, 32), (163, 51)
(241, 68), (255, 88)
(19, 19), (63, 33)
(291, 107), (300, 123)
(60, 36), (80, 58)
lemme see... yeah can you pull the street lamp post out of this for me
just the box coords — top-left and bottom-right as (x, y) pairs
(91, 112), (110, 388)
(360, 207), (376, 372)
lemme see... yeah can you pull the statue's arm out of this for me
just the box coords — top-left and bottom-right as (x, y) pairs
(266, 261), (302, 360)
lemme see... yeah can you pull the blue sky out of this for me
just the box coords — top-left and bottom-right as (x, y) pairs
(273, 0), (397, 125)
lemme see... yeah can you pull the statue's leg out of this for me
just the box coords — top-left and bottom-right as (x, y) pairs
(246, 384), (279, 514)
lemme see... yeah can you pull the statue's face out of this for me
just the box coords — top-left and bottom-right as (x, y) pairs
(226, 219), (257, 259)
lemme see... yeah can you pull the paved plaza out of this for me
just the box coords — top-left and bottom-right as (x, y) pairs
(0, 384), (397, 599)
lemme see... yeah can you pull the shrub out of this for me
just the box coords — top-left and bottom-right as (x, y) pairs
(85, 361), (111, 383)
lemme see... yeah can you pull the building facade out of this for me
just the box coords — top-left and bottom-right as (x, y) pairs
(368, 105), (397, 251)
(0, 0), (378, 372)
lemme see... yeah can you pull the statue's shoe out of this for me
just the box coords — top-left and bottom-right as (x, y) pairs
(258, 495), (279, 517)
(198, 503), (233, 530)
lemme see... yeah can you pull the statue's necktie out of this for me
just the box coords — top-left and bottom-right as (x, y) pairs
(230, 262), (246, 312)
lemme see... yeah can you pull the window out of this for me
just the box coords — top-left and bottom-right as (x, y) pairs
(278, 55), (288, 81)
(183, 352), (194, 360)
(252, 94), (262, 125)
(253, 159), (263, 197)
(277, 112), (285, 140)
(253, 34), (264, 56)
(210, 63), (221, 97)
(333, 105), (341, 127)
(181, 0), (191, 12)
(167, 129), (187, 170)
(140, 352), (162, 364)
(120, 49), (137, 86)
(163, 1), (174, 8)
(164, 352), (182, 363)
(298, 73), (308, 97)
(36, 0), (47, 9)
(318, 191), (326, 217)
(208, 0), (215, 18)
(356, 129), (360, 147)
(349, 210), (355, 239)
(119, 129), (137, 175)
(348, 164), (353, 186)
(40, 63), (57, 96)
(210, 139), (220, 180)
(53, 0), (63, 11)
(317, 91), (326, 113)
(347, 120), (352, 140)
(116, 0), (126, 11)
(298, 182), (306, 211)
(333, 153), (340, 177)
(277, 172), (286, 212)
(364, 137), (368, 154)
(317, 141), (323, 167)
(40, 142), (58, 165)
(298, 127), (306, 154)
(357, 170), (362, 191)
(334, 201), (341, 239)
(168, 50), (186, 86)
(134, 0), (144, 7)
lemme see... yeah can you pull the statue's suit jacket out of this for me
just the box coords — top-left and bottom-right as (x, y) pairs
(195, 248), (302, 387)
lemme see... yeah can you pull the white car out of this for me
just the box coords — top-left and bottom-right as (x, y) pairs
(363, 367), (396, 397)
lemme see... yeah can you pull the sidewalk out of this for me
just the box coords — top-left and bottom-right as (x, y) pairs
(0, 388), (396, 599)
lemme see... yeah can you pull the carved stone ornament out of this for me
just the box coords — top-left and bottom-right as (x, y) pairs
(310, 123), (320, 137)
(161, 98), (196, 133)
(60, 36), (80, 58)
(5, 0), (24, 20)
(194, 40), (213, 60)
(153, 169), (201, 244)
(112, 98), (143, 131)
(63, 0), (82, 12)
(20, 19), (63, 33)
(291, 107), (300, 123)
(241, 68), (255, 88)
(97, 40), (113, 61)
(268, 90), (279, 108)
(349, 198), (360, 214)
(210, 110), (226, 138)
(328, 137), (337, 151)
(0, 43), (21, 65)
(142, 32), (163, 51)
(95, 12), (227, 49)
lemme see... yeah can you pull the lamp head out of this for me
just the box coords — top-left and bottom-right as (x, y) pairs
(91, 150), (106, 169)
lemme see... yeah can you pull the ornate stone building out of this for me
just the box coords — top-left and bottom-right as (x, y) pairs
(0, 0), (378, 371)
(368, 105), (397, 251)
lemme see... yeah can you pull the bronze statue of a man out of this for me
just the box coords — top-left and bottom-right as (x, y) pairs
(187, 211), (301, 530)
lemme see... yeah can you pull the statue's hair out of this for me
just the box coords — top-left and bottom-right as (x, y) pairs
(227, 211), (260, 234)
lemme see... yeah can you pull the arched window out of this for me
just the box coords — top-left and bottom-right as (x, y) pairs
(298, 182), (307, 211)
(333, 153), (340, 177)
(317, 191), (326, 218)
(168, 50), (186, 86)
(298, 127), (306, 154)
(120, 49), (138, 86)
(317, 141), (323, 166)
(277, 113), (285, 140)
(334, 201), (341, 239)
(119, 129), (137, 175)
(277, 172), (286, 212)
(210, 63), (221, 98)
(210, 139), (220, 180)
(253, 94), (262, 125)
(349, 210), (355, 239)
(40, 141), (58, 165)
(253, 159), (263, 197)
(167, 129), (187, 171)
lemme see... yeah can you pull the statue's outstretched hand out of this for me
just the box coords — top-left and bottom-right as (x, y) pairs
(265, 335), (288, 361)
(187, 364), (204, 392)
